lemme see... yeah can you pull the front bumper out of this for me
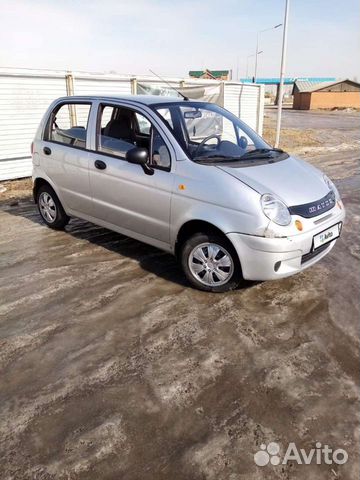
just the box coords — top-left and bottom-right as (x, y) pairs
(227, 206), (345, 281)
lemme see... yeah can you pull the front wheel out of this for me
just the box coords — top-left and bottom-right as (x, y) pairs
(180, 232), (243, 292)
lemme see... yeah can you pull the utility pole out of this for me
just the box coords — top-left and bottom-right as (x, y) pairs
(254, 24), (282, 83)
(254, 33), (260, 83)
(247, 51), (263, 79)
(275, 0), (290, 147)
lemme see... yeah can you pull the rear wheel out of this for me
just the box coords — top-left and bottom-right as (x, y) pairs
(37, 184), (69, 230)
(180, 232), (242, 292)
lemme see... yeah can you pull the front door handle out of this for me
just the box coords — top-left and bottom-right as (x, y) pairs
(43, 146), (51, 155)
(95, 160), (107, 170)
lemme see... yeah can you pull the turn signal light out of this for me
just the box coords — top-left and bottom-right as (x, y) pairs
(337, 201), (342, 210)
(295, 220), (303, 231)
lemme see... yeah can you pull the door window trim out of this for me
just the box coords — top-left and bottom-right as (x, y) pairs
(95, 102), (172, 172)
(43, 101), (93, 152)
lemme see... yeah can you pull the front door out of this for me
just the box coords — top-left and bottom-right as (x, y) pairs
(88, 103), (174, 245)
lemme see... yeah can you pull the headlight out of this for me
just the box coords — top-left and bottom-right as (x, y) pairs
(323, 174), (340, 200)
(261, 193), (291, 226)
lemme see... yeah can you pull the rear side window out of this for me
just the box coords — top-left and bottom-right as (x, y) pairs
(45, 103), (91, 148)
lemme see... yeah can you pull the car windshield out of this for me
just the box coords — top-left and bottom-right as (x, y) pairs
(152, 101), (277, 162)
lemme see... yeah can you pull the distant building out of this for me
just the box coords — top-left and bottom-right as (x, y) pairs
(240, 77), (336, 85)
(292, 79), (360, 109)
(240, 77), (337, 104)
(189, 69), (230, 80)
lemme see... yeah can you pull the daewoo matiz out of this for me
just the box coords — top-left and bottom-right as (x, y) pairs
(32, 95), (345, 291)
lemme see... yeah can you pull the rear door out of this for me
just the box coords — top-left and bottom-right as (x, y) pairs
(88, 102), (175, 245)
(40, 101), (93, 215)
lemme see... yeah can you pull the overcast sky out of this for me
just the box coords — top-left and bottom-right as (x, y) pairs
(1, 0), (359, 80)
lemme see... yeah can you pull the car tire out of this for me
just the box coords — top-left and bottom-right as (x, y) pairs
(180, 232), (243, 292)
(37, 184), (69, 230)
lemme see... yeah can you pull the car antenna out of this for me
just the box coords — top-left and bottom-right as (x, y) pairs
(149, 69), (189, 101)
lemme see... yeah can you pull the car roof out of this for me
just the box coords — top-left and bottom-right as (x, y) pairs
(56, 94), (196, 106)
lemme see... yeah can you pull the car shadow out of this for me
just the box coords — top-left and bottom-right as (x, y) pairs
(1, 197), (256, 291)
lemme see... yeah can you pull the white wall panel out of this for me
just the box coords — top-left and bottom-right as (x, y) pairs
(224, 83), (263, 134)
(0, 74), (67, 165)
(73, 77), (132, 97)
(0, 158), (32, 181)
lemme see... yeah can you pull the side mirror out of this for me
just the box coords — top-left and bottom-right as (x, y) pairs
(126, 147), (148, 165)
(126, 147), (154, 175)
(239, 136), (248, 150)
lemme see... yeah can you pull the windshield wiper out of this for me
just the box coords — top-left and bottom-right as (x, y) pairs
(241, 148), (284, 159)
(193, 155), (241, 163)
(193, 148), (285, 163)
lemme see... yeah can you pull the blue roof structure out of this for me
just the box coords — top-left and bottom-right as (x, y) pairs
(240, 77), (336, 85)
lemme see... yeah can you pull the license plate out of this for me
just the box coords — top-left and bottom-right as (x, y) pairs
(313, 223), (341, 250)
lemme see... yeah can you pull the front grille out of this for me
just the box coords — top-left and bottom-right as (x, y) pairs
(301, 243), (330, 265)
(289, 191), (336, 218)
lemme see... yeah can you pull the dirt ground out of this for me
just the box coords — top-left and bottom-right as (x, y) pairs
(0, 109), (359, 480)
(263, 107), (360, 154)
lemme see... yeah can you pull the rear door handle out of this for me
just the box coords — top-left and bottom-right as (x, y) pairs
(43, 146), (51, 155)
(95, 160), (107, 170)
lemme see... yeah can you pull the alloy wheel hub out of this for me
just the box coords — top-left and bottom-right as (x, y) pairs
(39, 192), (57, 223)
(188, 242), (234, 287)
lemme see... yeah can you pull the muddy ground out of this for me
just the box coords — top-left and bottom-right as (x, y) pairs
(0, 109), (359, 479)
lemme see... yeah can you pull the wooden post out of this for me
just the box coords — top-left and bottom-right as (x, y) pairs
(65, 73), (77, 127)
(131, 77), (137, 95)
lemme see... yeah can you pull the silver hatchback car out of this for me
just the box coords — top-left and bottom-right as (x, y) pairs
(32, 95), (345, 291)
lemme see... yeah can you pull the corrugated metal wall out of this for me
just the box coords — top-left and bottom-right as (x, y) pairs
(224, 83), (264, 134)
(0, 69), (264, 181)
(0, 73), (67, 181)
(73, 76), (132, 96)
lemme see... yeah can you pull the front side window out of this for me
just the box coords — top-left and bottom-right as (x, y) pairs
(135, 113), (151, 135)
(151, 130), (171, 168)
(153, 102), (285, 164)
(46, 103), (91, 148)
(156, 108), (174, 130)
(96, 104), (171, 169)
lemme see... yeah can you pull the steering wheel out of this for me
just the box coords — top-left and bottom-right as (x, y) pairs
(194, 134), (221, 157)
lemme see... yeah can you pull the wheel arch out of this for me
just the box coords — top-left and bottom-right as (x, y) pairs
(33, 177), (49, 202)
(175, 219), (233, 259)
(33, 176), (63, 205)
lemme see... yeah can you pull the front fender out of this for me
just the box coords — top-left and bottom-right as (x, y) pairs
(170, 190), (266, 246)
(169, 160), (268, 246)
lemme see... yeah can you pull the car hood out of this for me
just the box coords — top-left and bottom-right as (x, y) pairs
(217, 155), (329, 206)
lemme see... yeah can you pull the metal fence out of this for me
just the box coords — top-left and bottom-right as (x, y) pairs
(0, 68), (264, 181)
